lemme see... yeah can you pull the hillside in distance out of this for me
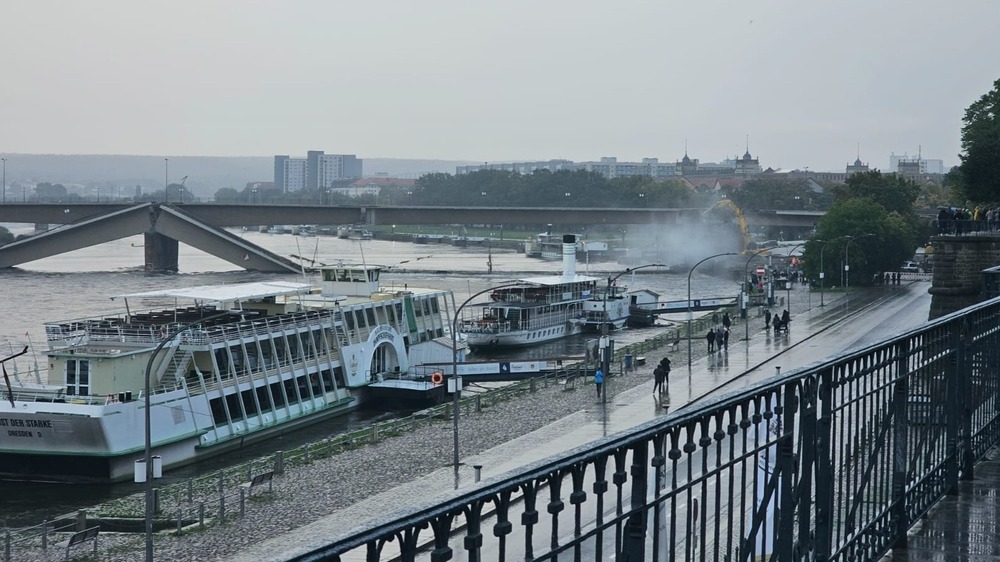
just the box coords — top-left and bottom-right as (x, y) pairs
(1, 154), (475, 198)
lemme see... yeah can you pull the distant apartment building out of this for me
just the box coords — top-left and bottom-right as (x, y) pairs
(274, 151), (363, 192)
(890, 152), (944, 175)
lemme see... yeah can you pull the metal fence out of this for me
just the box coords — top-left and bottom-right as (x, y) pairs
(290, 298), (1000, 562)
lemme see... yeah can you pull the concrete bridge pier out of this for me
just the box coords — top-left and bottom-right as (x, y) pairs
(144, 232), (179, 272)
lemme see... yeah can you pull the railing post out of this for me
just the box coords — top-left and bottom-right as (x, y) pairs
(41, 520), (48, 550)
(274, 451), (285, 475)
(777, 384), (796, 561)
(620, 440), (648, 561)
(199, 502), (205, 530)
(959, 317), (975, 480)
(890, 339), (911, 549)
(946, 318), (964, 491)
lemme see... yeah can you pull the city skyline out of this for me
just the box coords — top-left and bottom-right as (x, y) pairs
(1, 1), (996, 173)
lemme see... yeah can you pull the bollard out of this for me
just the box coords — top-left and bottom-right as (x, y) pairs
(475, 395), (482, 413)
(41, 520), (48, 550)
(240, 487), (246, 517)
(76, 509), (87, 532)
(274, 451), (285, 475)
(199, 502), (205, 530)
(776, 366), (781, 375)
(474, 464), (483, 483)
(371, 424), (378, 442)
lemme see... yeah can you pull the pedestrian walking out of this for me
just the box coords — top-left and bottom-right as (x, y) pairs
(722, 312), (732, 330)
(594, 368), (604, 398)
(653, 366), (664, 394)
(781, 309), (790, 326)
(706, 328), (716, 352)
(723, 327), (730, 350)
(716, 326), (725, 352)
(764, 309), (772, 329)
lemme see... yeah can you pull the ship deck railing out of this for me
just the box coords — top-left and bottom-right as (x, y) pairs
(460, 309), (585, 334)
(45, 309), (347, 350)
(182, 310), (342, 347)
(194, 354), (329, 396)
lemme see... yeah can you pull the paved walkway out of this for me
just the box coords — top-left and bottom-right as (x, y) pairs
(236, 282), (998, 561)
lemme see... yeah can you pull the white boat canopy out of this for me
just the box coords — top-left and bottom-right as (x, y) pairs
(518, 274), (601, 286)
(112, 281), (314, 303)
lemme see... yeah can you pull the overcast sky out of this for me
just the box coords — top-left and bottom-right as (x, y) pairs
(2, 0), (997, 173)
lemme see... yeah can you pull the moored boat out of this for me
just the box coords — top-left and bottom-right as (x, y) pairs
(460, 235), (631, 350)
(0, 265), (458, 482)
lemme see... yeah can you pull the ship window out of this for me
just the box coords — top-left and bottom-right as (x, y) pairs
(210, 397), (227, 425)
(241, 389), (258, 415)
(225, 392), (243, 421)
(283, 378), (298, 403)
(65, 359), (90, 396)
(269, 382), (286, 408)
(255, 386), (272, 413)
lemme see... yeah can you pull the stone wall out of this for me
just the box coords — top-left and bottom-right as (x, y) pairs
(928, 235), (1000, 318)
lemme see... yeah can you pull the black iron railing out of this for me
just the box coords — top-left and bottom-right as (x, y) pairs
(290, 298), (1000, 562)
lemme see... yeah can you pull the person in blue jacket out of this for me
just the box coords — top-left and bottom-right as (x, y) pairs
(594, 369), (604, 397)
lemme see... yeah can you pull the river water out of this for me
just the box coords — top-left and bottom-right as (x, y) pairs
(0, 227), (742, 524)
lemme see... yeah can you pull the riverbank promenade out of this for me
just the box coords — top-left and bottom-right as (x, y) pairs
(229, 281), (1000, 561)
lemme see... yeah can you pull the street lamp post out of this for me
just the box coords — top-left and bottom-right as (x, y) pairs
(450, 282), (524, 478)
(818, 237), (846, 307)
(144, 310), (240, 562)
(743, 248), (770, 342)
(602, 264), (667, 399)
(845, 234), (875, 291)
(688, 252), (738, 367)
(784, 243), (806, 312)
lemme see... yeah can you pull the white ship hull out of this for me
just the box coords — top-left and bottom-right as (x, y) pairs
(0, 266), (458, 482)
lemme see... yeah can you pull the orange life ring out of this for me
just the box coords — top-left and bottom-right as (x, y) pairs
(431, 372), (444, 385)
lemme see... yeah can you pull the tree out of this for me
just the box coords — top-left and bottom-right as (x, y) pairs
(803, 198), (922, 287)
(0, 226), (13, 245)
(958, 77), (1000, 203)
(725, 178), (827, 211)
(831, 170), (919, 215)
(34, 182), (68, 201)
(213, 187), (241, 203)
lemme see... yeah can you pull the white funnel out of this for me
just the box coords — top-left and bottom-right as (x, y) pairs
(562, 234), (577, 277)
